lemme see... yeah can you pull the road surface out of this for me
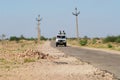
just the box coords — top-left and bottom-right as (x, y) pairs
(51, 41), (120, 79)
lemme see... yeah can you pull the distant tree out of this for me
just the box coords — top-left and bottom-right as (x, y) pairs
(1, 34), (6, 45)
(103, 35), (120, 43)
(48, 38), (52, 41)
(93, 37), (100, 40)
(1, 34), (6, 40)
(20, 35), (25, 40)
(52, 37), (56, 40)
(40, 36), (47, 40)
(83, 36), (91, 40)
(103, 36), (117, 43)
(83, 36), (88, 39)
(9, 36), (20, 42)
(27, 37), (35, 40)
(116, 37), (120, 43)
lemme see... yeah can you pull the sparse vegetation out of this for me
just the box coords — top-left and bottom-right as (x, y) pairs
(9, 36), (20, 42)
(0, 40), (38, 70)
(24, 58), (36, 63)
(92, 38), (97, 44)
(0, 38), (48, 71)
(116, 38), (120, 43)
(9, 35), (47, 42)
(68, 35), (120, 51)
(107, 44), (113, 48)
(0, 58), (5, 62)
(79, 36), (88, 46)
(103, 35), (120, 43)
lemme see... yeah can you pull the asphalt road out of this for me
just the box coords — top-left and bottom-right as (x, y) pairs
(51, 41), (120, 79)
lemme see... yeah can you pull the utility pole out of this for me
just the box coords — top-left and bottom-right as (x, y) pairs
(36, 15), (42, 43)
(1, 34), (6, 45)
(72, 8), (80, 41)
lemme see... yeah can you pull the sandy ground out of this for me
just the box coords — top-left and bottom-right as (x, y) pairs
(0, 41), (117, 80)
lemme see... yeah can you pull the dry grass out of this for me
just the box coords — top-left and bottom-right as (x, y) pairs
(0, 40), (45, 70)
(67, 39), (120, 51)
(67, 39), (80, 46)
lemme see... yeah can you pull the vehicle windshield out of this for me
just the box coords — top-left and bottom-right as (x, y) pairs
(57, 36), (66, 38)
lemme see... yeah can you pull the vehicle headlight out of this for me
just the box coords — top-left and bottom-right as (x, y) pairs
(63, 40), (66, 42)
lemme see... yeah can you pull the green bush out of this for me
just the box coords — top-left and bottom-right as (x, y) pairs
(108, 44), (113, 48)
(80, 39), (88, 46)
(24, 58), (35, 63)
(103, 36), (117, 43)
(92, 39), (97, 44)
(116, 38), (120, 43)
(103, 35), (120, 43)
(0, 58), (5, 62)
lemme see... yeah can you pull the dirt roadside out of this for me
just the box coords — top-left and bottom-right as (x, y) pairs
(0, 41), (117, 80)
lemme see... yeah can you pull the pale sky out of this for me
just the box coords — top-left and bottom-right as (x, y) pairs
(0, 0), (120, 38)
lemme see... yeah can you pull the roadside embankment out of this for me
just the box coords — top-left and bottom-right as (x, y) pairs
(0, 41), (117, 80)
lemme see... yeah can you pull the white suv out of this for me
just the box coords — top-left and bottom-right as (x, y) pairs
(56, 31), (67, 47)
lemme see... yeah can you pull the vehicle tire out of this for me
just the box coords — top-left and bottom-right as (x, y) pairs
(64, 43), (67, 47)
(56, 43), (58, 47)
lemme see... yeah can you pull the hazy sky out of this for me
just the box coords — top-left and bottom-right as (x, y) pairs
(0, 0), (120, 38)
